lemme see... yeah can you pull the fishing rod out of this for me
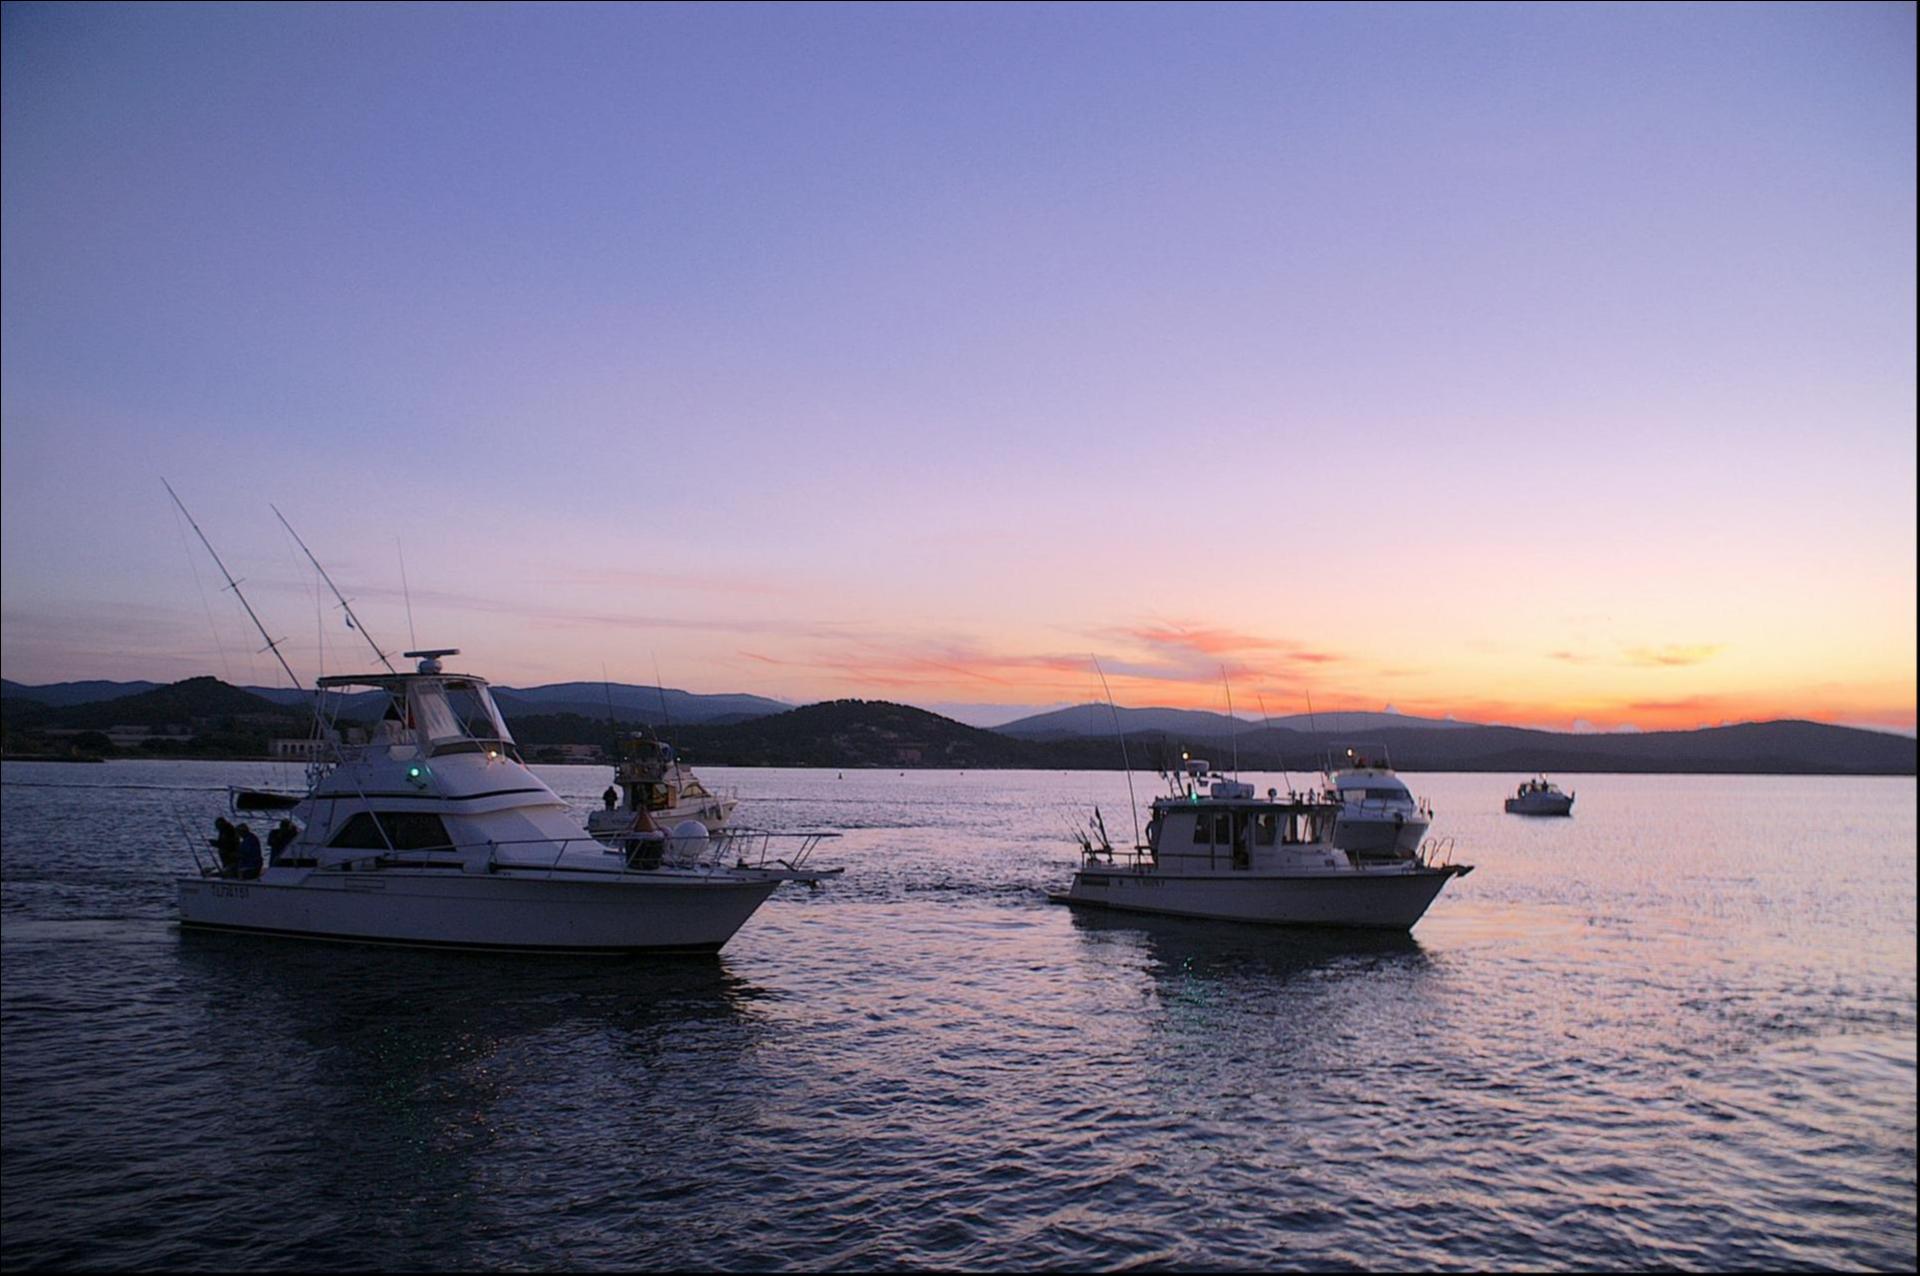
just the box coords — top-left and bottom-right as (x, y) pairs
(651, 652), (674, 735)
(1221, 666), (1238, 780)
(1257, 693), (1296, 796)
(270, 504), (396, 674)
(1091, 655), (1141, 850)
(601, 662), (624, 761)
(162, 479), (306, 698)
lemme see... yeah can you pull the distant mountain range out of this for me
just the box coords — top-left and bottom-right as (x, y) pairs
(0, 678), (164, 707)
(3, 677), (1913, 774)
(3, 677), (786, 727)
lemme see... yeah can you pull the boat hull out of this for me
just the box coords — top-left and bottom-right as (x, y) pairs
(1504, 795), (1574, 816)
(177, 870), (781, 953)
(1054, 867), (1461, 931)
(1332, 813), (1430, 857)
(587, 797), (736, 840)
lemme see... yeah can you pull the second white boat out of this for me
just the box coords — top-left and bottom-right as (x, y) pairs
(1052, 761), (1470, 931)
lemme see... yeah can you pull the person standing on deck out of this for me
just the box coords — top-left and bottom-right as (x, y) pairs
(236, 824), (263, 880)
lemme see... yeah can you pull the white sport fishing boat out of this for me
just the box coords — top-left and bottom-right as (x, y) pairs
(1505, 776), (1575, 816)
(1326, 745), (1431, 860)
(178, 651), (840, 953)
(587, 729), (736, 843)
(1051, 760), (1470, 930)
(160, 482), (838, 954)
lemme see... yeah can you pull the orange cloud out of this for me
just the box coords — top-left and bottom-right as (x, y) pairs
(1624, 644), (1724, 668)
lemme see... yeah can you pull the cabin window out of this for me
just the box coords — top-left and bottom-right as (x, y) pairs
(1191, 814), (1211, 845)
(1230, 813), (1251, 868)
(444, 680), (515, 744)
(328, 812), (455, 852)
(1254, 812), (1278, 846)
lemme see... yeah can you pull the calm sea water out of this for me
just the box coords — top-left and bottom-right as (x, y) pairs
(1, 761), (1913, 1271)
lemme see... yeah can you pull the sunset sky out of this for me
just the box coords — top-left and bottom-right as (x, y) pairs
(3, 2), (1914, 731)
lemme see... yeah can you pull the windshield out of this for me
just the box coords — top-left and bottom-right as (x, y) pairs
(409, 680), (515, 747)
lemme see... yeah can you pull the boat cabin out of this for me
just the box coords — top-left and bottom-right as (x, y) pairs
(609, 731), (713, 814)
(1123, 782), (1343, 874)
(315, 652), (522, 765)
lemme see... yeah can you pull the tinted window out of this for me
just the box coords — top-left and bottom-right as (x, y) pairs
(328, 812), (454, 851)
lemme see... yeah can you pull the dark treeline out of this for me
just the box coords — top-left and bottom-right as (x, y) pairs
(3, 679), (1912, 774)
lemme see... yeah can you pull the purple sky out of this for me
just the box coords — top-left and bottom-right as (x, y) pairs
(3, 3), (1914, 730)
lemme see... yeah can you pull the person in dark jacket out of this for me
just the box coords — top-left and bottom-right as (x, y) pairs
(236, 824), (263, 880)
(208, 817), (241, 877)
(267, 819), (299, 865)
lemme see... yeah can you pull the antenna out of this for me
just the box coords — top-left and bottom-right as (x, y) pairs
(161, 480), (306, 695)
(1091, 655), (1141, 850)
(271, 505), (396, 673)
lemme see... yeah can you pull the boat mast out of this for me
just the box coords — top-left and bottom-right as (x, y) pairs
(270, 504), (397, 674)
(162, 480), (307, 697)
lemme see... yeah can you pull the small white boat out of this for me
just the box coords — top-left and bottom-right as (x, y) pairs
(1504, 776), (1575, 816)
(1326, 746), (1431, 860)
(177, 651), (839, 954)
(1051, 761), (1470, 930)
(586, 729), (736, 843)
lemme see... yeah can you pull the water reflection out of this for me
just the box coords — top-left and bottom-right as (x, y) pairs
(1067, 907), (1429, 985)
(170, 933), (772, 1267)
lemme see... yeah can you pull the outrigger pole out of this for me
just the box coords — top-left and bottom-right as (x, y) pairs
(270, 503), (397, 674)
(162, 479), (307, 698)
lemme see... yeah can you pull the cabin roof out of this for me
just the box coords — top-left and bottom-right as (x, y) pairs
(1151, 795), (1339, 812)
(315, 672), (489, 691)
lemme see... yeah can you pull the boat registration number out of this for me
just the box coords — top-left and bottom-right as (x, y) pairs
(210, 884), (250, 899)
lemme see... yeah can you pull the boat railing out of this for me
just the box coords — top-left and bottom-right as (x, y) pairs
(319, 828), (839, 879)
(1417, 836), (1457, 869)
(1080, 843), (1156, 870)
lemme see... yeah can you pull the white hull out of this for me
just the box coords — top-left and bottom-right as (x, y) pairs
(1332, 813), (1430, 857)
(1055, 867), (1459, 931)
(177, 869), (779, 953)
(587, 796), (736, 840)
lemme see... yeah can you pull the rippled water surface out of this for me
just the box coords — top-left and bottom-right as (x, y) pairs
(3, 762), (1914, 1270)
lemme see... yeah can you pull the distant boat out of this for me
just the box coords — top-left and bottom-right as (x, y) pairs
(1050, 759), (1470, 930)
(1324, 745), (1432, 860)
(585, 728), (735, 844)
(1505, 776), (1575, 816)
